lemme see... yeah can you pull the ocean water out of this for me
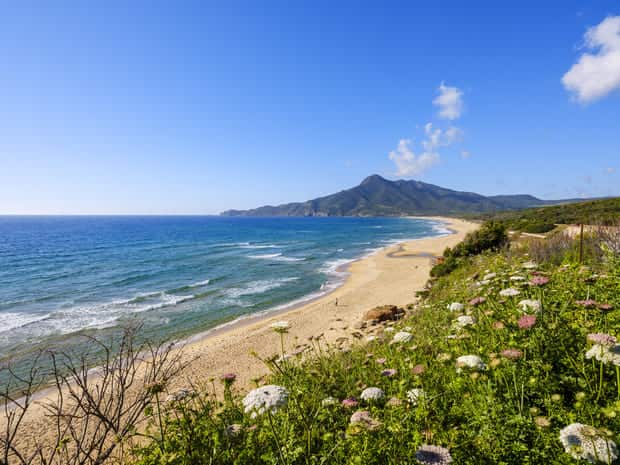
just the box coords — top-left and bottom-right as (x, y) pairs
(0, 216), (447, 362)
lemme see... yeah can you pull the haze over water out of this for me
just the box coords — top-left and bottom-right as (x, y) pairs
(0, 216), (447, 361)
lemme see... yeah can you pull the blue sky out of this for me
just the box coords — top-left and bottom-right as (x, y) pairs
(1, 1), (619, 214)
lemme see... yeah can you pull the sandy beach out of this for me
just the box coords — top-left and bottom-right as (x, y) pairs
(173, 216), (478, 391)
(3, 216), (477, 458)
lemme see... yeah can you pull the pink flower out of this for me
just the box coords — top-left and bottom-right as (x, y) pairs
(220, 373), (237, 384)
(381, 368), (398, 378)
(469, 296), (487, 306)
(500, 349), (523, 360)
(587, 333), (617, 346)
(342, 397), (358, 408)
(412, 364), (426, 375)
(576, 299), (598, 308)
(598, 303), (614, 311)
(376, 358), (386, 365)
(518, 314), (537, 329)
(530, 276), (549, 286)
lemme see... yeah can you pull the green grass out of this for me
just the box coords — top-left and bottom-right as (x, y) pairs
(132, 239), (620, 464)
(471, 197), (620, 233)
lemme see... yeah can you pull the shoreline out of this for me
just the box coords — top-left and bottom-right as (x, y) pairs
(172, 216), (478, 391)
(178, 216), (453, 350)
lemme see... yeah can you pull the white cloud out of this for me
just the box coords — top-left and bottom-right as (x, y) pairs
(388, 139), (440, 176)
(433, 82), (463, 119)
(562, 16), (620, 102)
(444, 126), (464, 144)
(461, 150), (471, 159)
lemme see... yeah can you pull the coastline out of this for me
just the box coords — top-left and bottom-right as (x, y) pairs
(172, 216), (478, 391)
(2, 216), (478, 455)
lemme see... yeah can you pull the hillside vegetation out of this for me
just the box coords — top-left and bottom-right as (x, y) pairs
(475, 197), (620, 233)
(131, 224), (620, 465)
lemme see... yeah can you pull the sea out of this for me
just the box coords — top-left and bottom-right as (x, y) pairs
(0, 216), (448, 365)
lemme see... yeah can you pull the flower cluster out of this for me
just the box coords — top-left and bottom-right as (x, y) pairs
(392, 331), (413, 343)
(242, 385), (289, 418)
(360, 387), (385, 401)
(456, 355), (486, 372)
(559, 423), (618, 464)
(499, 287), (521, 297)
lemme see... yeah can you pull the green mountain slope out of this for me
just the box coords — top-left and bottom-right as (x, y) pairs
(221, 175), (553, 217)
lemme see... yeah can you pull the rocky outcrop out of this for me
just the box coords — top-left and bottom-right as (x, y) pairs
(362, 305), (405, 323)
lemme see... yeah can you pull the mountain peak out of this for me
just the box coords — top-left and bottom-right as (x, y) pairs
(360, 174), (389, 185)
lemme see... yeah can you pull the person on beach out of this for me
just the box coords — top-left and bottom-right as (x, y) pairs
(335, 298), (339, 306)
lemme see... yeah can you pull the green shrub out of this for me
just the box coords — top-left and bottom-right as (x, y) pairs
(521, 222), (556, 234)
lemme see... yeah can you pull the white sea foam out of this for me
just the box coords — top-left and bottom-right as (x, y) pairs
(225, 278), (300, 299)
(238, 244), (279, 249)
(248, 253), (305, 262)
(188, 279), (210, 288)
(0, 312), (50, 335)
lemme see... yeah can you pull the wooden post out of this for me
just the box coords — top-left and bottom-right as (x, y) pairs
(579, 223), (584, 264)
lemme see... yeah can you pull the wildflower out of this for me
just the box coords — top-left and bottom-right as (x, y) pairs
(453, 315), (475, 329)
(164, 388), (193, 403)
(270, 320), (291, 333)
(448, 302), (464, 312)
(500, 349), (523, 360)
(386, 397), (402, 407)
(587, 333), (617, 346)
(535, 416), (551, 428)
(415, 444), (453, 465)
(360, 387), (385, 402)
(599, 303), (614, 312)
(499, 288), (520, 297)
(242, 385), (289, 418)
(518, 314), (537, 329)
(483, 272), (497, 280)
(220, 373), (237, 384)
(437, 353), (452, 362)
(585, 344), (620, 366)
(510, 275), (525, 281)
(530, 276), (550, 286)
(321, 396), (338, 407)
(559, 423), (618, 464)
(384, 326), (395, 333)
(366, 335), (378, 342)
(412, 364), (426, 375)
(341, 397), (358, 408)
(522, 261), (538, 269)
(469, 296), (486, 306)
(349, 410), (381, 430)
(406, 388), (425, 405)
(576, 299), (598, 308)
(376, 357), (386, 365)
(392, 331), (413, 343)
(492, 321), (505, 330)
(456, 355), (486, 372)
(518, 299), (541, 313)
(225, 423), (244, 437)
(381, 368), (398, 377)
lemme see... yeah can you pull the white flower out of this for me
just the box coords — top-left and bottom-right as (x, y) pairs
(165, 388), (193, 403)
(483, 272), (497, 280)
(559, 423), (618, 464)
(448, 302), (464, 312)
(456, 355), (486, 372)
(453, 315), (475, 329)
(384, 327), (395, 333)
(510, 275), (525, 281)
(349, 410), (381, 430)
(360, 387), (385, 401)
(476, 279), (490, 287)
(321, 396), (338, 407)
(366, 335), (378, 342)
(242, 385), (289, 418)
(518, 299), (541, 313)
(522, 261), (538, 269)
(586, 344), (620, 366)
(392, 331), (413, 343)
(499, 288), (520, 297)
(270, 320), (290, 332)
(406, 388), (425, 405)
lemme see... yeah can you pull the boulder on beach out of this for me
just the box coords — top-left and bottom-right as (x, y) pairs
(362, 305), (405, 323)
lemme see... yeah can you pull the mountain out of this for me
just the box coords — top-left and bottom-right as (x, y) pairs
(220, 175), (557, 217)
